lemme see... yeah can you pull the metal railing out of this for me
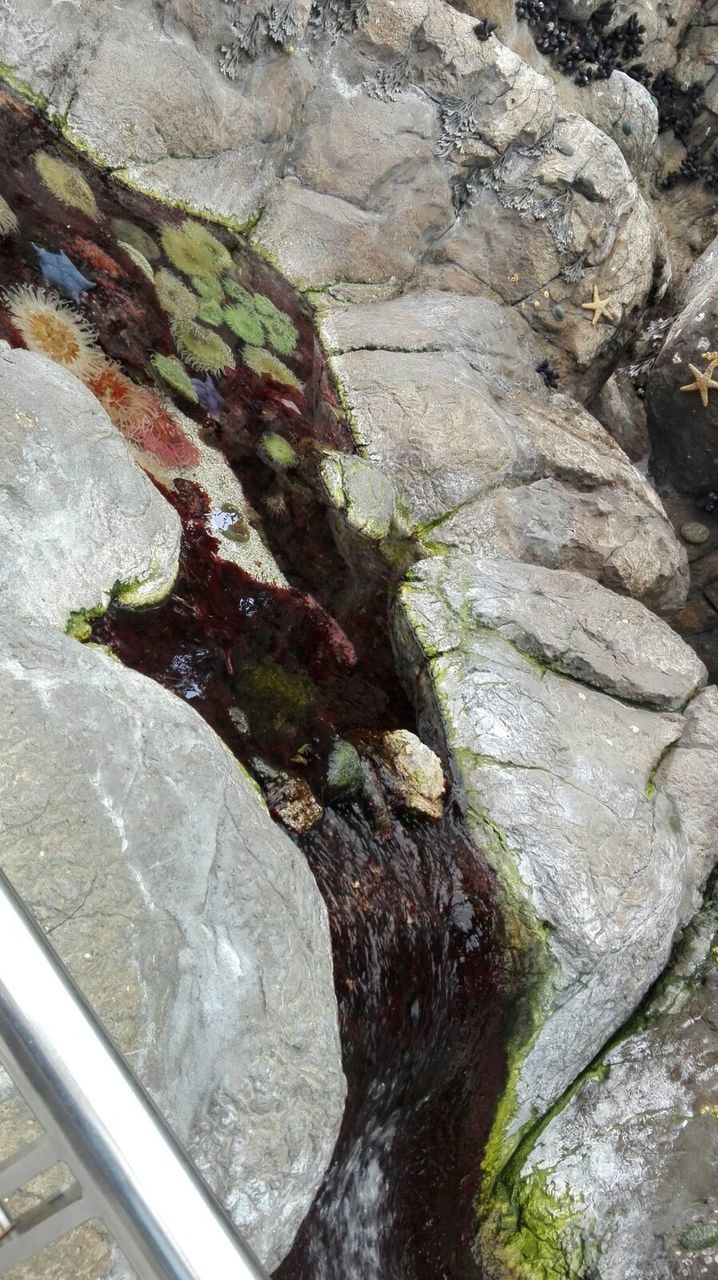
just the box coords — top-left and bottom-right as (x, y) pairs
(0, 867), (270, 1280)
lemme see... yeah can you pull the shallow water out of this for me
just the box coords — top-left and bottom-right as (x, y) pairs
(0, 84), (510, 1280)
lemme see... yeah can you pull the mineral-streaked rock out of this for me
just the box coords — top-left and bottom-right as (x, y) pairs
(393, 552), (715, 1139)
(0, 347), (181, 625)
(0, 619), (345, 1277)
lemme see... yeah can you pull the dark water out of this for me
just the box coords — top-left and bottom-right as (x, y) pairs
(0, 84), (509, 1279)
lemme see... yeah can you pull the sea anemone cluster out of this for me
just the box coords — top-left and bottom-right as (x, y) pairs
(0, 94), (315, 488)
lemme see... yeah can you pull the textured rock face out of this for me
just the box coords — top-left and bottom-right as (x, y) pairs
(0, 621), (345, 1278)
(496, 886), (718, 1280)
(0, 349), (345, 1277)
(0, 347), (182, 624)
(646, 244), (718, 494)
(393, 552), (715, 1134)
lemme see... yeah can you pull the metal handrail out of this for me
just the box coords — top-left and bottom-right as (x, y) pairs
(0, 867), (270, 1280)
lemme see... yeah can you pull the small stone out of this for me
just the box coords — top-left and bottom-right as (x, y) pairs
(374, 729), (445, 820)
(622, 120), (633, 136)
(325, 738), (364, 799)
(266, 774), (323, 835)
(552, 304), (566, 320)
(681, 521), (711, 545)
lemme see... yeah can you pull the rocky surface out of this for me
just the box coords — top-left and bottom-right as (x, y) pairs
(1, 1), (718, 1278)
(393, 551), (716, 1140)
(487, 883), (718, 1280)
(0, 351), (345, 1277)
(0, 346), (181, 625)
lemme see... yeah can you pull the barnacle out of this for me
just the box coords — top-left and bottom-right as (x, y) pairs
(110, 218), (160, 260)
(242, 346), (302, 391)
(223, 302), (264, 345)
(160, 219), (232, 280)
(154, 268), (199, 319)
(119, 241), (155, 281)
(33, 150), (99, 220)
(172, 318), (235, 374)
(0, 194), (18, 238)
(151, 353), (199, 402)
(253, 293), (299, 356)
(4, 285), (104, 380)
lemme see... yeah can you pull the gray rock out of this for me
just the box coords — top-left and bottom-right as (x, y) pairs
(411, 553), (706, 710)
(393, 552), (713, 1144)
(0, 348), (181, 627)
(0, 620), (345, 1277)
(434, 477), (688, 612)
(490, 886), (718, 1280)
(656, 686), (718, 895)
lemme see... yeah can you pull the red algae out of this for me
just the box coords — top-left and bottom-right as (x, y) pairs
(0, 82), (510, 1280)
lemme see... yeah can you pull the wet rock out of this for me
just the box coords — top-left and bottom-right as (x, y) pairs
(656, 686), (718, 895)
(365, 729), (445, 821)
(682, 521), (711, 545)
(409, 554), (706, 710)
(264, 770), (324, 836)
(325, 737), (364, 800)
(0, 619), (345, 1275)
(492, 886), (718, 1280)
(393, 551), (716, 1141)
(0, 347), (181, 627)
(646, 250), (718, 494)
(318, 451), (415, 571)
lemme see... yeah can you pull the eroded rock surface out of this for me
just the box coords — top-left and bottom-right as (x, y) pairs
(393, 552), (715, 1138)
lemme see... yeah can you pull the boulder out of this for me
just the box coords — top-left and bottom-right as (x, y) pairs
(484, 881), (718, 1280)
(0, 347), (181, 627)
(393, 552), (716, 1149)
(0, 620), (345, 1277)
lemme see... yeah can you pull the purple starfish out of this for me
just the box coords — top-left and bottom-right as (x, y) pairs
(190, 373), (225, 420)
(32, 244), (96, 304)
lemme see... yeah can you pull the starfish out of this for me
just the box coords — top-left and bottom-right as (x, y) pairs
(190, 373), (224, 419)
(32, 244), (95, 303)
(679, 362), (718, 409)
(581, 285), (615, 327)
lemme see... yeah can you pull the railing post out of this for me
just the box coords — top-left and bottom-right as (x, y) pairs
(0, 867), (271, 1280)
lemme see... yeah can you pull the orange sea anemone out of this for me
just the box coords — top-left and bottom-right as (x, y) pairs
(137, 405), (200, 469)
(87, 362), (160, 443)
(73, 237), (122, 278)
(4, 285), (104, 380)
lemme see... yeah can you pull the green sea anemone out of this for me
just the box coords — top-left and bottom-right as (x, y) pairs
(171, 318), (235, 374)
(33, 151), (99, 220)
(0, 195), (18, 238)
(242, 346), (302, 391)
(154, 268), (198, 319)
(197, 299), (224, 327)
(119, 241), (155, 281)
(223, 278), (255, 305)
(223, 302), (264, 345)
(252, 294), (299, 356)
(259, 431), (298, 469)
(110, 218), (160, 260)
(192, 275), (224, 302)
(160, 219), (232, 279)
(151, 353), (199, 402)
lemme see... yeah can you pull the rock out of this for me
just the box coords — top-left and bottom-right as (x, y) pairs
(408, 554), (706, 710)
(656, 686), (718, 896)
(364, 729), (445, 820)
(589, 370), (650, 463)
(0, 619), (345, 1276)
(0, 347), (181, 627)
(487, 885), (718, 1280)
(393, 551), (714, 1146)
(325, 738), (364, 799)
(318, 451), (415, 572)
(433, 477), (689, 612)
(646, 253), (718, 494)
(682, 521), (711, 545)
